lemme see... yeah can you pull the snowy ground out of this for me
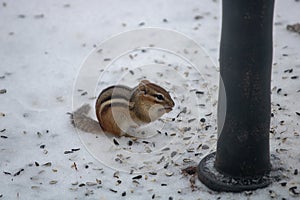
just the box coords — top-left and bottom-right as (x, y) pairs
(0, 0), (300, 199)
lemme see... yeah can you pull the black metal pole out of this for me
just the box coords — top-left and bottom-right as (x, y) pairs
(198, 0), (274, 192)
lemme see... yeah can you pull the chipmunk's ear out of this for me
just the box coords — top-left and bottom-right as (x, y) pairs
(138, 80), (150, 93)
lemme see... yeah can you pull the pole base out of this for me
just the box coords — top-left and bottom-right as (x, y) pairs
(198, 152), (279, 192)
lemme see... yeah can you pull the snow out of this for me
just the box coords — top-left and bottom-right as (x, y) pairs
(0, 0), (299, 199)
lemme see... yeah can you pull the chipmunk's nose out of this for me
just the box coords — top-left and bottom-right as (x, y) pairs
(164, 100), (174, 112)
(169, 98), (175, 108)
(164, 107), (173, 113)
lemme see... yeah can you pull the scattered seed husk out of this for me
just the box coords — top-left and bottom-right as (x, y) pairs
(182, 127), (191, 132)
(164, 162), (169, 169)
(78, 183), (85, 187)
(194, 15), (203, 20)
(287, 23), (300, 34)
(71, 162), (78, 171)
(42, 162), (52, 167)
(186, 148), (195, 153)
(132, 180), (140, 185)
(195, 90), (204, 95)
(116, 180), (122, 185)
(165, 171), (174, 177)
(294, 169), (298, 175)
(145, 147), (152, 153)
(18, 14), (26, 18)
(171, 151), (177, 158)
(183, 136), (192, 140)
(161, 147), (170, 151)
(132, 175), (142, 180)
(34, 14), (44, 19)
(289, 186), (300, 196)
(86, 182), (97, 186)
(109, 188), (118, 193)
(113, 138), (119, 145)
(0, 89), (6, 94)
(113, 171), (120, 178)
(188, 118), (196, 123)
(284, 69), (293, 73)
(96, 179), (102, 184)
(269, 190), (277, 198)
(277, 88), (282, 94)
(14, 169), (24, 176)
(205, 112), (212, 116)
(81, 91), (88, 96)
(280, 182), (287, 187)
(115, 158), (122, 163)
(49, 180), (58, 185)
(197, 144), (202, 150)
(71, 181), (78, 186)
(157, 156), (165, 164)
(176, 107), (187, 117)
(170, 133), (176, 136)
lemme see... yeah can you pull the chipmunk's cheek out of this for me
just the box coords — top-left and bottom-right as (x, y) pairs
(148, 104), (165, 121)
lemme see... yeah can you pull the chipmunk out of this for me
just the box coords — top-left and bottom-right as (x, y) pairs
(71, 80), (175, 137)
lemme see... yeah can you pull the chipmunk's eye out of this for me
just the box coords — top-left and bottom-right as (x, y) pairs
(155, 94), (164, 101)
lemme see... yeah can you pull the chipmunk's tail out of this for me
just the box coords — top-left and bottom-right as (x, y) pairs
(69, 104), (102, 134)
